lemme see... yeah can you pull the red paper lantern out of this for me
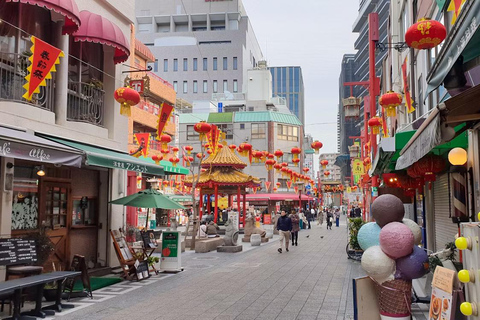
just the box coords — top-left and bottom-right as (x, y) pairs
(404, 189), (416, 198)
(159, 134), (172, 150)
(114, 87), (140, 116)
(253, 150), (264, 162)
(229, 144), (237, 151)
(151, 154), (164, 165)
(292, 158), (300, 167)
(161, 149), (169, 155)
(273, 187), (278, 192)
(363, 157), (372, 170)
(303, 167), (309, 173)
(194, 122), (212, 141)
(196, 153), (204, 159)
(405, 18), (446, 50)
(187, 156), (194, 163)
(217, 144), (223, 149)
(273, 163), (282, 172)
(280, 167), (289, 176)
(136, 176), (142, 181)
(379, 91), (403, 117)
(324, 171), (330, 177)
(291, 147), (302, 161)
(320, 159), (329, 169)
(281, 162), (288, 167)
(274, 149), (284, 160)
(239, 142), (252, 157)
(207, 149), (213, 155)
(168, 156), (180, 167)
(311, 141), (323, 154)
(184, 145), (193, 154)
(265, 159), (276, 170)
(267, 153), (274, 159)
(368, 117), (382, 135)
(411, 154), (446, 183)
(172, 146), (179, 155)
(276, 182), (281, 187)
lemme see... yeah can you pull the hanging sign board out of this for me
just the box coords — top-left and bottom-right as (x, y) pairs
(160, 231), (182, 272)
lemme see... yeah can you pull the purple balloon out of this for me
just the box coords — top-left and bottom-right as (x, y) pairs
(396, 246), (429, 280)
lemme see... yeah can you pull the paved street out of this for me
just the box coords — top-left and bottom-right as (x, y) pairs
(56, 216), (363, 320)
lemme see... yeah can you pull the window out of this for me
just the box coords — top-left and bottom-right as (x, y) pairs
(213, 57), (218, 70)
(223, 57), (227, 70)
(183, 58), (188, 71)
(240, 123), (245, 130)
(173, 81), (178, 93)
(251, 123), (266, 139)
(183, 81), (188, 93)
(173, 59), (178, 71)
(153, 59), (158, 72)
(233, 80), (238, 93)
(186, 125), (199, 141)
(73, 197), (97, 226)
(203, 80), (208, 93)
(233, 57), (238, 70)
(277, 179), (287, 189)
(193, 58), (198, 71)
(193, 80), (198, 93)
(163, 59), (168, 72)
(223, 80), (228, 92)
(277, 124), (299, 141)
(213, 80), (218, 93)
(216, 124), (233, 139)
(203, 58), (207, 71)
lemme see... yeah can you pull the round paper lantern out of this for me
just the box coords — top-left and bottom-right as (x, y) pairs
(273, 163), (282, 172)
(302, 167), (309, 173)
(402, 218), (422, 245)
(291, 147), (301, 161)
(361, 246), (396, 283)
(379, 91), (403, 117)
(358, 222), (381, 250)
(267, 153), (274, 159)
(320, 160), (328, 168)
(274, 149), (284, 160)
(239, 142), (252, 157)
(371, 194), (405, 227)
(184, 145), (193, 154)
(363, 157), (372, 170)
(228, 144), (237, 151)
(380, 222), (414, 259)
(292, 158), (300, 166)
(405, 18), (446, 50)
(265, 159), (276, 170)
(311, 141), (323, 154)
(151, 154), (163, 165)
(114, 87), (141, 116)
(395, 245), (429, 280)
(159, 134), (172, 150)
(194, 122), (212, 141)
(196, 153), (203, 159)
(324, 171), (330, 177)
(411, 154), (446, 182)
(168, 156), (180, 167)
(368, 117), (382, 135)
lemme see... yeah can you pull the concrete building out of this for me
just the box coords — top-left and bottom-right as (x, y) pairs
(319, 153), (342, 183)
(134, 0), (263, 105)
(270, 66), (305, 125)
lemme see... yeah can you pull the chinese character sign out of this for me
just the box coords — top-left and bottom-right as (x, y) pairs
(134, 133), (150, 157)
(23, 36), (63, 101)
(352, 159), (365, 175)
(156, 103), (174, 139)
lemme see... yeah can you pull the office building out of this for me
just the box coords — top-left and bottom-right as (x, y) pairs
(270, 66), (305, 125)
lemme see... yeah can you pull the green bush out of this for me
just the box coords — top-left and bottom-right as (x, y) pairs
(348, 218), (365, 250)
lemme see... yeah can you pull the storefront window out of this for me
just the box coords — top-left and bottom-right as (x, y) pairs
(72, 197), (97, 226)
(12, 166), (39, 230)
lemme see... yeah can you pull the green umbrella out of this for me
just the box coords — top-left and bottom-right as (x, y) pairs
(110, 188), (185, 229)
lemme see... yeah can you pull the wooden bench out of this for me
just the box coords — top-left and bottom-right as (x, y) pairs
(194, 237), (224, 253)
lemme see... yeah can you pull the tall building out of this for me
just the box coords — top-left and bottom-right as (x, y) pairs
(270, 66), (305, 125)
(134, 0), (263, 105)
(319, 153), (342, 182)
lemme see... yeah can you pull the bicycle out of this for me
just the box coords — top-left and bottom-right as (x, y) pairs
(346, 218), (364, 261)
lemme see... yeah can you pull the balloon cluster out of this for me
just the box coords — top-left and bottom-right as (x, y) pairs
(359, 194), (429, 283)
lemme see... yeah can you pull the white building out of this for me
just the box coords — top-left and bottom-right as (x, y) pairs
(319, 153), (342, 182)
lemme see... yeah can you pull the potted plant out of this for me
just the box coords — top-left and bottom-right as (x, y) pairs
(347, 217), (365, 260)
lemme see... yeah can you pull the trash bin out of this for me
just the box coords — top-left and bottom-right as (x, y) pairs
(150, 220), (156, 229)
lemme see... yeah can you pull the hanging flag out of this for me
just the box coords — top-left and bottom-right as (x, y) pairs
(286, 181), (292, 190)
(156, 103), (174, 139)
(206, 125), (220, 156)
(265, 181), (271, 192)
(134, 133), (150, 157)
(401, 58), (415, 114)
(23, 36), (64, 101)
(447, 0), (466, 25)
(252, 187), (258, 194)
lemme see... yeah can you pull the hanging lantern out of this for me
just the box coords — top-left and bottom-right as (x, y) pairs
(267, 153), (274, 159)
(368, 117), (382, 135)
(303, 167), (309, 173)
(217, 144), (223, 149)
(194, 121), (212, 141)
(405, 18), (447, 50)
(412, 154), (446, 182)
(379, 91), (403, 117)
(168, 156), (180, 167)
(320, 159), (329, 169)
(274, 163), (282, 172)
(342, 96), (362, 119)
(161, 149), (169, 156)
(196, 153), (204, 159)
(292, 158), (300, 167)
(324, 171), (330, 177)
(184, 145), (193, 155)
(273, 187), (278, 192)
(239, 142), (252, 157)
(162, 181), (169, 187)
(172, 146), (179, 156)
(274, 149), (284, 160)
(364, 142), (371, 156)
(291, 147), (302, 161)
(229, 144), (237, 151)
(276, 182), (281, 187)
(265, 159), (276, 170)
(363, 157), (372, 171)
(404, 189), (416, 198)
(151, 154), (164, 165)
(253, 150), (264, 163)
(281, 167), (289, 177)
(159, 134), (172, 150)
(310, 141), (323, 154)
(207, 149), (213, 155)
(114, 87), (140, 117)
(186, 156), (194, 164)
(281, 162), (288, 167)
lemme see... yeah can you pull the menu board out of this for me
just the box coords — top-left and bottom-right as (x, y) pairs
(429, 267), (455, 320)
(0, 239), (37, 266)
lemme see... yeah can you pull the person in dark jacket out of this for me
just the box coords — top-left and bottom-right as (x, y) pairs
(290, 210), (300, 246)
(305, 210), (313, 229)
(276, 210), (292, 253)
(326, 210), (334, 230)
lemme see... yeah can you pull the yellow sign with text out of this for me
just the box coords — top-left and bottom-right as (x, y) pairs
(352, 159), (365, 175)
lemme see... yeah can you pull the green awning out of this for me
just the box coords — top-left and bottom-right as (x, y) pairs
(138, 156), (189, 175)
(43, 137), (165, 176)
(207, 112), (233, 123)
(166, 194), (193, 202)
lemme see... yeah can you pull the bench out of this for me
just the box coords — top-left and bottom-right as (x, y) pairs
(194, 237), (224, 253)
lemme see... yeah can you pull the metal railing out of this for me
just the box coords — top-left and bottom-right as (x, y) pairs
(0, 51), (54, 111)
(67, 81), (105, 126)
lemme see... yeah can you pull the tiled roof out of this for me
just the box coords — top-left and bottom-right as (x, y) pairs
(207, 112), (233, 123)
(179, 113), (209, 124)
(234, 111), (302, 125)
(184, 168), (261, 187)
(201, 143), (247, 168)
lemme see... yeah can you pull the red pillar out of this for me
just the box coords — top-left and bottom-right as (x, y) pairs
(299, 189), (302, 210)
(207, 194), (211, 214)
(214, 185), (218, 223)
(199, 189), (203, 220)
(243, 193), (246, 226)
(228, 194), (232, 209)
(237, 187), (241, 229)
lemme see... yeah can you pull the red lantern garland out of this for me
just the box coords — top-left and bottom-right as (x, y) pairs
(379, 91), (403, 117)
(405, 18), (447, 50)
(273, 163), (282, 172)
(292, 158), (300, 167)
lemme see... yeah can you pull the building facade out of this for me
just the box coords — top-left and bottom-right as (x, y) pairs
(318, 153), (342, 183)
(134, 0), (263, 104)
(270, 66), (305, 125)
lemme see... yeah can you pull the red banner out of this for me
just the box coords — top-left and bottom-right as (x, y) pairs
(134, 133), (150, 157)
(156, 103), (174, 139)
(402, 58), (415, 114)
(294, 186), (299, 194)
(206, 125), (220, 156)
(286, 181), (292, 190)
(265, 181), (271, 191)
(23, 36), (64, 101)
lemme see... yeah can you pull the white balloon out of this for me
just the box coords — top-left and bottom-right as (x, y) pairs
(402, 218), (422, 245)
(361, 246), (395, 283)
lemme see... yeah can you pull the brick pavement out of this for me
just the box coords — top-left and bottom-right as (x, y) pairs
(55, 216), (365, 320)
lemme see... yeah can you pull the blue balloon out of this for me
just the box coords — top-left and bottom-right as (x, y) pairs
(396, 246), (429, 280)
(358, 222), (381, 250)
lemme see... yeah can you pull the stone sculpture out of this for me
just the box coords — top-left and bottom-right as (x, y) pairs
(224, 218), (239, 246)
(242, 214), (267, 242)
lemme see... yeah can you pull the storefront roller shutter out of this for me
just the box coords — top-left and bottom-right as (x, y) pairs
(433, 173), (458, 251)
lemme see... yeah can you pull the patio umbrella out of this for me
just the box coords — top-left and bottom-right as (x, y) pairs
(110, 188), (185, 229)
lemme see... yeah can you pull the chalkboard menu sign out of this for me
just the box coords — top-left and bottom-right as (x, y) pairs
(135, 260), (150, 280)
(141, 230), (158, 249)
(0, 239), (37, 266)
(64, 255), (92, 299)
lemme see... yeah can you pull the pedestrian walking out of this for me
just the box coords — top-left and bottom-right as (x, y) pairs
(306, 209), (313, 229)
(326, 210), (333, 230)
(276, 210), (292, 253)
(335, 208), (340, 227)
(299, 210), (305, 229)
(290, 210), (299, 246)
(317, 209), (324, 227)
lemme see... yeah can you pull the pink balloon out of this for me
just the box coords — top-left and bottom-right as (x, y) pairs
(380, 222), (414, 259)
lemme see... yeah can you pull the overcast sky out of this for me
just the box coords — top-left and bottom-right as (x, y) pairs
(242, 0), (360, 155)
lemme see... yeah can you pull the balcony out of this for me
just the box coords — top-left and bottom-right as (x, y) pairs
(0, 52), (54, 111)
(67, 81), (105, 126)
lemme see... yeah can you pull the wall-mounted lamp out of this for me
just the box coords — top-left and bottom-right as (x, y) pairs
(36, 165), (45, 177)
(6, 162), (13, 169)
(448, 148), (467, 173)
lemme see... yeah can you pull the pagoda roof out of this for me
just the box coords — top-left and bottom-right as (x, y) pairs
(184, 167), (260, 187)
(201, 143), (247, 169)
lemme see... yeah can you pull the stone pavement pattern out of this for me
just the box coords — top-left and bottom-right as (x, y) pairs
(57, 217), (364, 320)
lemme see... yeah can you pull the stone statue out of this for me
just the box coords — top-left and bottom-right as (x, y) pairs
(224, 218), (239, 246)
(243, 214), (266, 242)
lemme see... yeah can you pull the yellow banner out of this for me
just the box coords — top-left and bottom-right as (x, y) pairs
(352, 159), (365, 175)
